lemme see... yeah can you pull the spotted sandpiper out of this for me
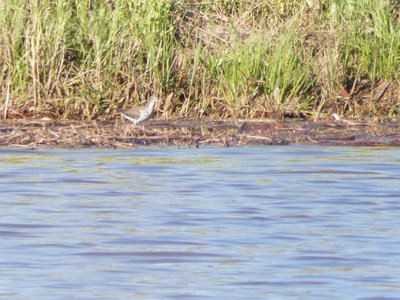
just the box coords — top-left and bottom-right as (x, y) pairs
(119, 96), (159, 125)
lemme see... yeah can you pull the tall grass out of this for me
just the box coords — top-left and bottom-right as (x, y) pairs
(0, 0), (399, 120)
(334, 0), (400, 80)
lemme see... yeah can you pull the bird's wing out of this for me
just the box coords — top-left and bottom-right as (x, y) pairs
(120, 108), (141, 119)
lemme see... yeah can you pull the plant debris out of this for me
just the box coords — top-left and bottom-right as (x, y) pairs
(1, 119), (399, 148)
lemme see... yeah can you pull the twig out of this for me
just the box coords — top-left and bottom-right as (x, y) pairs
(349, 78), (358, 97)
(375, 82), (391, 102)
(3, 80), (10, 119)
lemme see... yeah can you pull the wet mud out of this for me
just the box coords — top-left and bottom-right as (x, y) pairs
(0, 118), (399, 148)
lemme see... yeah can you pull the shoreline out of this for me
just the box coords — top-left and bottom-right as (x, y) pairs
(1, 119), (399, 148)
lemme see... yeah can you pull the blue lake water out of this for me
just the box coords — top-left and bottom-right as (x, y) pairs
(0, 146), (399, 299)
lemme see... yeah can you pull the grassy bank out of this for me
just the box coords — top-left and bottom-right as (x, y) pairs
(0, 0), (399, 121)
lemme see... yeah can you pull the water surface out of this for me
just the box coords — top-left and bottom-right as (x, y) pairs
(0, 146), (399, 299)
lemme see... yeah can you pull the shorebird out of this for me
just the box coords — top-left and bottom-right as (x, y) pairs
(120, 96), (159, 125)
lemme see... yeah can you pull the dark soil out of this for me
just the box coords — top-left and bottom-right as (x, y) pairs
(1, 118), (399, 148)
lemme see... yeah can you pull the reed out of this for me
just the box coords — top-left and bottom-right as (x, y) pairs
(0, 0), (399, 120)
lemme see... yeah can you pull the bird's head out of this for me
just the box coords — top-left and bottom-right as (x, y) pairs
(149, 95), (161, 104)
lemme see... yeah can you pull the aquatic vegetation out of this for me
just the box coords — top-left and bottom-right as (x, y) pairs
(0, 0), (399, 120)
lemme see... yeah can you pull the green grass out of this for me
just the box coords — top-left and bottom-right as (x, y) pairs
(0, 0), (399, 120)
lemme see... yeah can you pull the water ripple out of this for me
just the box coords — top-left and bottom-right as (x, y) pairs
(0, 146), (399, 299)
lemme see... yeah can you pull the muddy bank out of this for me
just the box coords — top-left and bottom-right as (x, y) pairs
(0, 119), (399, 148)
